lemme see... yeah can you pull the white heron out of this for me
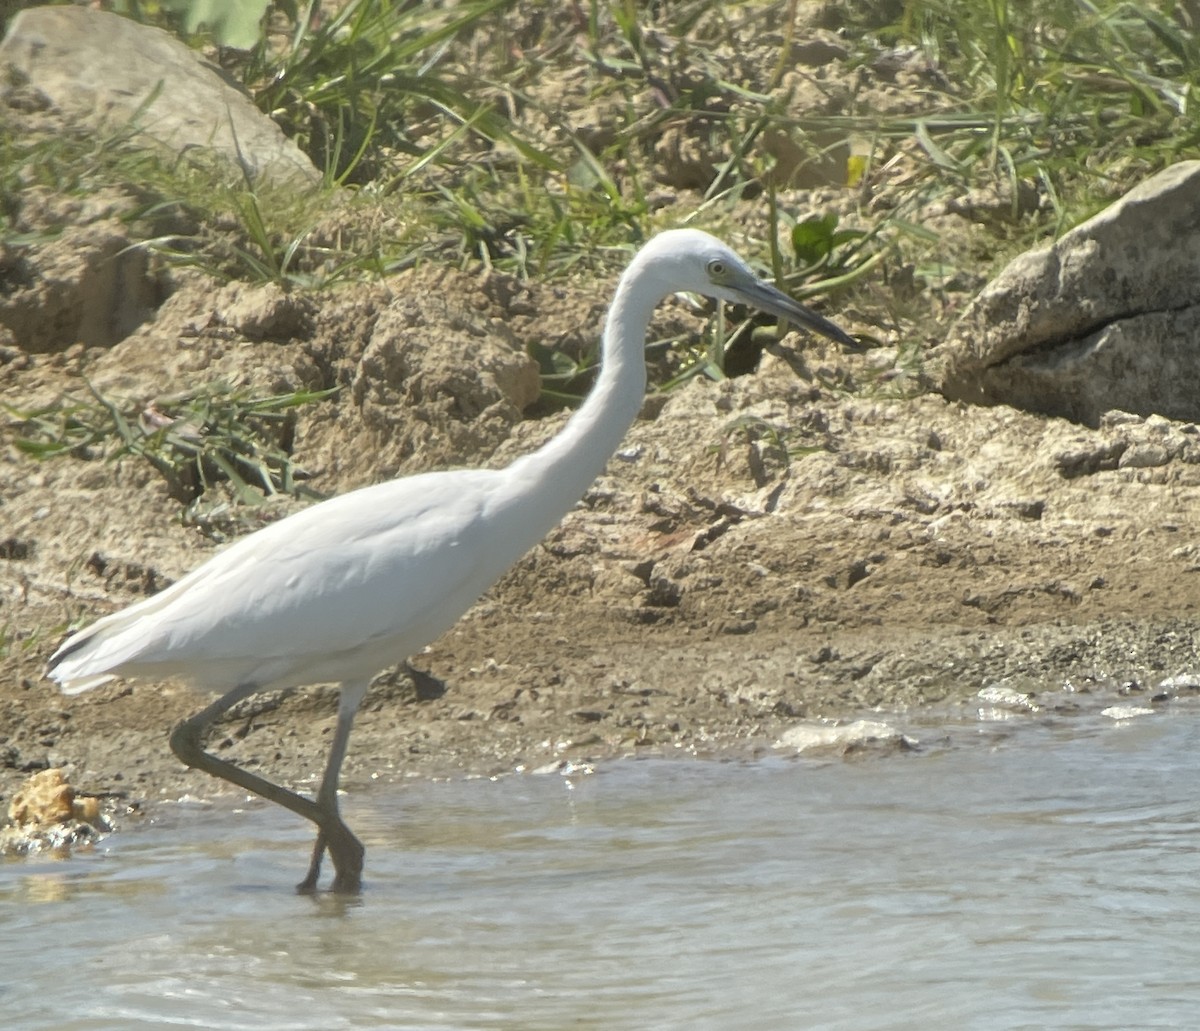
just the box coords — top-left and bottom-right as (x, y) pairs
(46, 228), (854, 893)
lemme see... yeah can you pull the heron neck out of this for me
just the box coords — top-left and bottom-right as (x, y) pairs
(507, 264), (662, 510)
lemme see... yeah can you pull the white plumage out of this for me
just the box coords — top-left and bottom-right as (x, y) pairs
(54, 473), (515, 692)
(46, 228), (854, 892)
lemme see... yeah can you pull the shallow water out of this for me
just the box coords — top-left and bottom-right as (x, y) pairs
(5, 706), (1200, 1030)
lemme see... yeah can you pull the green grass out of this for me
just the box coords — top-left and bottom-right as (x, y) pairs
(11, 0), (1200, 277)
(5, 381), (336, 537)
(883, 1), (1200, 217)
(6, 0), (1200, 502)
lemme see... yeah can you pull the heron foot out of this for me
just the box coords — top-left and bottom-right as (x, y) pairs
(296, 822), (364, 895)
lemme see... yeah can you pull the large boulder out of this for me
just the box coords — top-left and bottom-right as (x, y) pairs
(937, 161), (1200, 426)
(0, 5), (318, 186)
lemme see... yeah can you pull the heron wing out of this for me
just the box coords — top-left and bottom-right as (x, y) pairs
(50, 468), (504, 686)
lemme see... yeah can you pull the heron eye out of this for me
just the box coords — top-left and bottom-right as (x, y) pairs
(707, 259), (727, 278)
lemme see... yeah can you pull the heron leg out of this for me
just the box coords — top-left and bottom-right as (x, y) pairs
(169, 679), (366, 894)
(169, 684), (324, 826)
(296, 679), (369, 895)
(299, 830), (328, 894)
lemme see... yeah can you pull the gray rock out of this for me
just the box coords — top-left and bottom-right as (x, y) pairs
(938, 161), (1200, 426)
(774, 719), (917, 755)
(0, 5), (319, 187)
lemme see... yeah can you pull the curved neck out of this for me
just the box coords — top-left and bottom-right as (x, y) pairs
(505, 260), (666, 514)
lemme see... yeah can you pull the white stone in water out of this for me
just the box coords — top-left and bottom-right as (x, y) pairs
(774, 719), (915, 753)
(1158, 673), (1200, 693)
(1100, 705), (1155, 720)
(529, 759), (596, 776)
(977, 685), (1039, 711)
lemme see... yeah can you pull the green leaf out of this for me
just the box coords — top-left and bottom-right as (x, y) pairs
(162, 0), (271, 50)
(790, 213), (839, 266)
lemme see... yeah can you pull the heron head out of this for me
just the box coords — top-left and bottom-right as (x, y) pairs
(639, 228), (855, 347)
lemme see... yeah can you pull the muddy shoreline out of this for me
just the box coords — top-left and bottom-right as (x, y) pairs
(5, 2), (1200, 845)
(7, 364), (1200, 821)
